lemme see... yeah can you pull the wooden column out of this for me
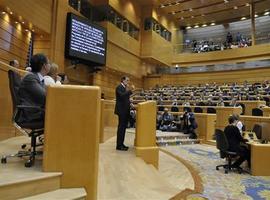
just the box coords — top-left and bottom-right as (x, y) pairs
(250, 2), (256, 46)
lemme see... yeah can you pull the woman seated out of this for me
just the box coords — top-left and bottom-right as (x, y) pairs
(44, 63), (62, 86)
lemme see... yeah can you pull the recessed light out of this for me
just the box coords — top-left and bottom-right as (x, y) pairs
(172, 12), (176, 15)
(1, 11), (6, 14)
(234, 6), (238, 9)
(189, 8), (193, 11)
(160, 4), (165, 8)
(25, 29), (29, 32)
(264, 11), (270, 15)
(32, 29), (35, 32)
(180, 17), (184, 20)
(9, 11), (13, 15)
(255, 14), (258, 17)
(202, 24), (207, 27)
(241, 17), (246, 20)
(210, 22), (216, 26)
(194, 25), (199, 28)
(191, 16), (194, 18)
(245, 3), (250, 6)
(15, 21), (18, 24)
(224, 0), (229, 3)
(186, 26), (192, 29)
(22, 21), (25, 24)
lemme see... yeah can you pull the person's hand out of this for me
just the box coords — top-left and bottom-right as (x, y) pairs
(56, 75), (62, 82)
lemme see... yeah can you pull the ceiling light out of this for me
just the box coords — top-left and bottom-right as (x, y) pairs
(241, 17), (246, 20)
(186, 26), (192, 29)
(255, 14), (258, 17)
(210, 22), (216, 26)
(234, 6), (238, 9)
(25, 29), (29, 32)
(9, 11), (13, 15)
(202, 24), (207, 27)
(172, 12), (176, 15)
(15, 21), (18, 24)
(22, 21), (25, 24)
(180, 17), (184, 20)
(160, 4), (165, 8)
(191, 16), (194, 18)
(189, 8), (193, 12)
(224, 0), (229, 3)
(32, 29), (35, 32)
(1, 11), (6, 14)
(194, 25), (199, 28)
(201, 14), (205, 16)
(245, 3), (250, 6)
(264, 11), (270, 15)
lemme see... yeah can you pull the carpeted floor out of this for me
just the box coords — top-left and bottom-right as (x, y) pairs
(163, 144), (270, 200)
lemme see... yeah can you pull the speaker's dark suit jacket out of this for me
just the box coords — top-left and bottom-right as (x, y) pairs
(18, 72), (46, 123)
(114, 84), (132, 116)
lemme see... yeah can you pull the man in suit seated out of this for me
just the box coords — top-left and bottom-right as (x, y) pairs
(224, 116), (250, 169)
(159, 108), (174, 131)
(17, 53), (51, 124)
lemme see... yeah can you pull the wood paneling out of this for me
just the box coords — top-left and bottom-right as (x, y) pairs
(0, 0), (53, 33)
(0, 15), (31, 67)
(141, 30), (173, 66)
(43, 85), (101, 200)
(109, 0), (141, 28)
(93, 68), (143, 99)
(144, 67), (270, 89)
(33, 34), (51, 59)
(101, 21), (140, 56)
(173, 44), (270, 66)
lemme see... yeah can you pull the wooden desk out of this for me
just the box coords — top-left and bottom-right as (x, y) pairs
(215, 107), (242, 131)
(262, 107), (270, 117)
(240, 115), (270, 131)
(251, 143), (270, 176)
(238, 100), (266, 115)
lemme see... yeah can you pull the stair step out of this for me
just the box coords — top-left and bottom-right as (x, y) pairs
(19, 188), (87, 200)
(157, 139), (200, 146)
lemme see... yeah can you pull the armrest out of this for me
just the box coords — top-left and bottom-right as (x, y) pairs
(17, 105), (44, 111)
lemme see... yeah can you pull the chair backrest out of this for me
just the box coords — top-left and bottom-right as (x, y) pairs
(183, 107), (192, 112)
(252, 108), (263, 116)
(158, 106), (164, 111)
(207, 107), (216, 113)
(194, 107), (203, 113)
(252, 124), (262, 139)
(8, 70), (22, 117)
(224, 102), (230, 107)
(215, 129), (229, 153)
(171, 106), (179, 112)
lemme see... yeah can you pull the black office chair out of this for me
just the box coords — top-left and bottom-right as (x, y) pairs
(252, 108), (263, 116)
(263, 97), (270, 106)
(171, 106), (179, 112)
(207, 107), (216, 113)
(1, 70), (44, 167)
(183, 107), (192, 113)
(215, 129), (242, 174)
(194, 107), (203, 113)
(239, 103), (245, 115)
(158, 106), (164, 111)
(252, 124), (262, 140)
(224, 102), (230, 107)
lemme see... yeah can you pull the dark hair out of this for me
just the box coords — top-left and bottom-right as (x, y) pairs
(9, 60), (15, 66)
(228, 116), (236, 124)
(30, 54), (48, 73)
(121, 76), (128, 82)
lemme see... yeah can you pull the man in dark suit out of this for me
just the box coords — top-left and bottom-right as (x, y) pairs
(17, 54), (50, 124)
(224, 116), (250, 169)
(115, 76), (134, 151)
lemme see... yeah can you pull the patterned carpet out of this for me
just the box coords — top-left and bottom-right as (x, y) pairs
(162, 144), (270, 200)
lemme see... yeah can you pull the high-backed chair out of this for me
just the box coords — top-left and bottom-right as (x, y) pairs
(158, 106), (164, 111)
(252, 124), (262, 140)
(207, 107), (216, 113)
(224, 102), (230, 107)
(171, 106), (179, 112)
(215, 129), (242, 174)
(252, 108), (263, 116)
(194, 107), (203, 113)
(1, 70), (44, 167)
(183, 107), (192, 113)
(263, 97), (270, 106)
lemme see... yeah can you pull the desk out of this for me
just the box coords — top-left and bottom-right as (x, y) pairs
(251, 143), (270, 176)
(238, 101), (266, 115)
(215, 107), (242, 131)
(262, 107), (270, 117)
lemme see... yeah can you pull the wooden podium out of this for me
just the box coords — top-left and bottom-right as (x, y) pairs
(43, 85), (101, 200)
(135, 101), (159, 169)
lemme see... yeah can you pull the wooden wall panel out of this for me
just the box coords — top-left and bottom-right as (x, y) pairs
(109, 0), (141, 28)
(0, 14), (31, 68)
(93, 68), (143, 99)
(144, 67), (270, 88)
(0, 0), (52, 33)
(173, 44), (270, 67)
(33, 34), (51, 59)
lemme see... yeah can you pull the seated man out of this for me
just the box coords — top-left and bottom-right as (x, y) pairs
(224, 116), (250, 169)
(159, 108), (174, 131)
(17, 53), (51, 124)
